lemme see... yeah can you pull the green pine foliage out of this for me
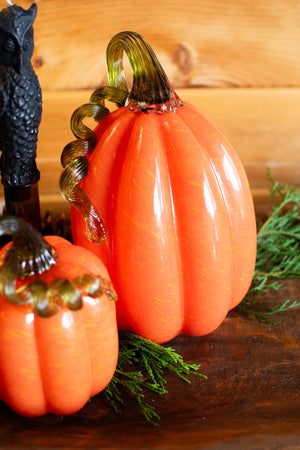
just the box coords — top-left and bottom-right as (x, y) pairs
(238, 170), (300, 322)
(104, 331), (206, 426)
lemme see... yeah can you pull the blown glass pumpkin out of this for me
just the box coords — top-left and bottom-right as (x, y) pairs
(60, 31), (256, 344)
(0, 216), (118, 416)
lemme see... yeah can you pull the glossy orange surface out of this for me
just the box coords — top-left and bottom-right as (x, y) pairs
(72, 102), (257, 343)
(0, 236), (118, 416)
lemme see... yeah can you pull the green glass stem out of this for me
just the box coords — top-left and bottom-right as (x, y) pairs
(0, 216), (116, 317)
(106, 31), (182, 112)
(0, 216), (56, 277)
(0, 216), (57, 313)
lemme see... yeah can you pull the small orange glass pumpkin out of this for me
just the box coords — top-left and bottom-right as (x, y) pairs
(0, 217), (118, 416)
(61, 32), (256, 344)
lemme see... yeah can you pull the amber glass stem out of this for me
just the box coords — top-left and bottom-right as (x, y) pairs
(106, 31), (182, 112)
(0, 216), (56, 277)
(0, 216), (58, 313)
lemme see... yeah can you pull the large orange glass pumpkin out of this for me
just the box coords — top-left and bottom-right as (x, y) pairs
(0, 216), (118, 416)
(61, 32), (257, 344)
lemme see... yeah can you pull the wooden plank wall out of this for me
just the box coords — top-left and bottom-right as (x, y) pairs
(0, 0), (300, 216)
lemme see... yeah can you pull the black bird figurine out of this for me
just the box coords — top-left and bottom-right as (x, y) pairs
(0, 2), (42, 230)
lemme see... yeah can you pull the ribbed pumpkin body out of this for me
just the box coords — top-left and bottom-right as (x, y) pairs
(0, 236), (118, 416)
(71, 101), (256, 343)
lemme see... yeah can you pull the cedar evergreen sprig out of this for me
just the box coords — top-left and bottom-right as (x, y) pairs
(238, 170), (300, 322)
(104, 331), (206, 426)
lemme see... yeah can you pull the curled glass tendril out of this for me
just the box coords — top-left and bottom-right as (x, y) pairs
(60, 86), (128, 244)
(0, 216), (117, 317)
(60, 31), (183, 243)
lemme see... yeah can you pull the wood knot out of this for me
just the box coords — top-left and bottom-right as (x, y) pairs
(32, 56), (44, 69)
(173, 45), (193, 75)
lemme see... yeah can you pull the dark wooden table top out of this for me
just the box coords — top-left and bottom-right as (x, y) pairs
(0, 279), (299, 450)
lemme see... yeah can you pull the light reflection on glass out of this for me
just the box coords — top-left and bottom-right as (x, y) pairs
(153, 165), (162, 223)
(203, 175), (216, 220)
(62, 312), (74, 329)
(84, 296), (97, 307)
(203, 174), (218, 260)
(153, 158), (170, 263)
(25, 313), (34, 325)
(221, 146), (242, 192)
